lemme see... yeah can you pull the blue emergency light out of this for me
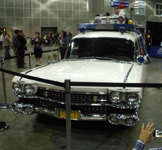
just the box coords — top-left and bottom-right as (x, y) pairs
(137, 56), (144, 64)
(77, 23), (97, 32)
(119, 27), (126, 34)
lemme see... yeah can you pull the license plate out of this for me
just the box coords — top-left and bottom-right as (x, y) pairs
(59, 110), (79, 120)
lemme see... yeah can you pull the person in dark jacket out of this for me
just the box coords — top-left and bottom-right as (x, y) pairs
(59, 31), (69, 59)
(17, 32), (27, 68)
(12, 30), (20, 65)
(32, 32), (43, 66)
(19, 30), (27, 64)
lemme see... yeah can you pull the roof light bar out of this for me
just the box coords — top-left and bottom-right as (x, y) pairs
(77, 23), (134, 32)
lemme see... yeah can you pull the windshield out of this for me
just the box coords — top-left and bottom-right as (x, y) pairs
(66, 38), (135, 61)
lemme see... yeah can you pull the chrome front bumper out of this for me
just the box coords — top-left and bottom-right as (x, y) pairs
(12, 102), (140, 126)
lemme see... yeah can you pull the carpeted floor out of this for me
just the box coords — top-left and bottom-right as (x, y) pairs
(51, 130), (127, 150)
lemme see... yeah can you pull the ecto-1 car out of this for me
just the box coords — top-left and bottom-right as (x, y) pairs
(12, 16), (151, 126)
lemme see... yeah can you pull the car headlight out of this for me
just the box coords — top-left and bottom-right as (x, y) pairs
(110, 92), (121, 103)
(24, 85), (38, 96)
(13, 83), (23, 94)
(127, 93), (139, 105)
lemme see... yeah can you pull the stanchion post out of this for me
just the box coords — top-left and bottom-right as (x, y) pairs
(0, 57), (12, 109)
(29, 52), (31, 69)
(58, 49), (60, 61)
(65, 80), (71, 150)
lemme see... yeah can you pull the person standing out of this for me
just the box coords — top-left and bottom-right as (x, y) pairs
(19, 30), (27, 64)
(146, 30), (152, 54)
(32, 32), (43, 66)
(0, 33), (3, 50)
(2, 32), (12, 58)
(68, 32), (72, 41)
(17, 31), (27, 68)
(12, 30), (20, 65)
(59, 31), (69, 60)
(19, 30), (27, 50)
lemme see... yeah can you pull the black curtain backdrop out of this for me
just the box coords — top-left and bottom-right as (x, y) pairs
(147, 21), (162, 46)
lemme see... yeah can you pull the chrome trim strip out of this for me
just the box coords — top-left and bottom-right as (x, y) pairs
(124, 64), (134, 84)
(19, 70), (33, 82)
(35, 107), (56, 117)
(38, 87), (107, 95)
(19, 64), (50, 82)
(81, 117), (105, 121)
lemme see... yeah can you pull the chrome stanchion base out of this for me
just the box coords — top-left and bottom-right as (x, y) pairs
(0, 122), (9, 131)
(0, 103), (12, 109)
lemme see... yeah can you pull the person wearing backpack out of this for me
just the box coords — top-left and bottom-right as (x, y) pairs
(59, 31), (69, 59)
(12, 30), (20, 65)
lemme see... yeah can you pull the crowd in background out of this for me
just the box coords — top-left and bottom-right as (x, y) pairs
(0, 30), (72, 68)
(43, 31), (72, 46)
(42, 30), (72, 59)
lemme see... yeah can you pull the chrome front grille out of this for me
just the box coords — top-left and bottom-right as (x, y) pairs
(37, 88), (110, 104)
(31, 88), (136, 116)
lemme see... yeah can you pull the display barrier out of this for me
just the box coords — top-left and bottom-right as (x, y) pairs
(1, 54), (162, 150)
(3, 48), (60, 61)
(0, 58), (12, 108)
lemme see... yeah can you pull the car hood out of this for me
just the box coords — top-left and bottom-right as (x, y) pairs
(12, 59), (145, 93)
(18, 60), (133, 83)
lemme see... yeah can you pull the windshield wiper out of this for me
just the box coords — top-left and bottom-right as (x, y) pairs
(79, 56), (112, 60)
